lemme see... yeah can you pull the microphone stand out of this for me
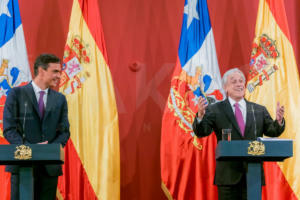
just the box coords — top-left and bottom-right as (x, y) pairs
(22, 102), (28, 144)
(251, 105), (257, 140)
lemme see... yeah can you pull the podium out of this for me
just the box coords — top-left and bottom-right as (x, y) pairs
(0, 144), (64, 200)
(216, 140), (293, 200)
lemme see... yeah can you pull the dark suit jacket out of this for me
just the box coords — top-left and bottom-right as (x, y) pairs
(3, 82), (70, 176)
(192, 98), (285, 186)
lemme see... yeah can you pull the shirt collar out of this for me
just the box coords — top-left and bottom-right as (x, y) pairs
(31, 81), (49, 94)
(228, 96), (246, 109)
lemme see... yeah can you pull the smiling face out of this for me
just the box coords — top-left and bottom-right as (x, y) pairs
(224, 71), (245, 102)
(38, 63), (61, 88)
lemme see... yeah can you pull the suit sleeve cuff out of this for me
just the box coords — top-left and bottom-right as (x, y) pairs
(195, 112), (202, 123)
(278, 118), (285, 127)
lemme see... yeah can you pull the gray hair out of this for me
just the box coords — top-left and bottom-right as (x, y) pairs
(222, 68), (246, 86)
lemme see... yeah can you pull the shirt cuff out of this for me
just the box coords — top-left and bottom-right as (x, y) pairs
(196, 115), (202, 123)
(278, 119), (285, 127)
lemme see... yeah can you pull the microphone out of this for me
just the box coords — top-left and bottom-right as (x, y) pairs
(22, 102), (28, 144)
(251, 105), (257, 139)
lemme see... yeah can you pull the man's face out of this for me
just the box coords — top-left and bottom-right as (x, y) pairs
(39, 63), (61, 88)
(224, 71), (245, 101)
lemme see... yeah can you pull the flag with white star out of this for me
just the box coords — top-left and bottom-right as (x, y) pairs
(0, 0), (31, 199)
(161, 0), (224, 199)
(0, 0), (31, 134)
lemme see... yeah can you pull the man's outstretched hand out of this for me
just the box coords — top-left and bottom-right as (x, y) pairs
(276, 102), (284, 125)
(197, 96), (208, 120)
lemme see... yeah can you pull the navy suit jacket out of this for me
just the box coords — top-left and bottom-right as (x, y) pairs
(3, 82), (70, 176)
(193, 98), (285, 186)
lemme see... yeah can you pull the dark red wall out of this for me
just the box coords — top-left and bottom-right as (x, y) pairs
(19, 0), (300, 199)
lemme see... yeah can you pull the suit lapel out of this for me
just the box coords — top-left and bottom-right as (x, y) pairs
(43, 89), (56, 120)
(24, 83), (40, 116)
(244, 100), (253, 138)
(220, 99), (242, 135)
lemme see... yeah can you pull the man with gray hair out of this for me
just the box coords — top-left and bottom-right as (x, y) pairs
(193, 68), (285, 200)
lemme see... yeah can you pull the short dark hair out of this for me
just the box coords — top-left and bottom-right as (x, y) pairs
(34, 54), (61, 76)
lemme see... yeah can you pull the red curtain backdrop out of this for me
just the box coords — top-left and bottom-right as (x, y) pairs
(12, 0), (300, 199)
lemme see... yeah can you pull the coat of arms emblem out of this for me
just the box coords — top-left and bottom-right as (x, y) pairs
(14, 145), (32, 160)
(248, 141), (265, 156)
(247, 34), (280, 93)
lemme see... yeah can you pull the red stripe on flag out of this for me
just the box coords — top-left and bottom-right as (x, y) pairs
(77, 0), (108, 64)
(262, 162), (298, 200)
(58, 140), (98, 200)
(0, 138), (10, 200)
(161, 58), (218, 199)
(0, 166), (10, 200)
(265, 0), (291, 41)
(0, 137), (8, 144)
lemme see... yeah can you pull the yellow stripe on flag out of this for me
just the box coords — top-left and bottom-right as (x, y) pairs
(245, 0), (300, 198)
(60, 0), (120, 199)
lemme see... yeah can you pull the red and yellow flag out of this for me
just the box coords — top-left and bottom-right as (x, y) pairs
(0, 0), (32, 199)
(246, 0), (300, 199)
(161, 0), (224, 199)
(58, 0), (120, 199)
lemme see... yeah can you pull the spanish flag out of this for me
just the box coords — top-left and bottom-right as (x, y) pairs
(245, 0), (300, 199)
(57, 0), (120, 199)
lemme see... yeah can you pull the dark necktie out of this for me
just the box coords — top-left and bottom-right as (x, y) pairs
(38, 91), (45, 118)
(234, 103), (245, 136)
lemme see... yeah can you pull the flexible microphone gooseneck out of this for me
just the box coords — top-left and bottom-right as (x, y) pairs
(22, 102), (28, 144)
(251, 105), (257, 140)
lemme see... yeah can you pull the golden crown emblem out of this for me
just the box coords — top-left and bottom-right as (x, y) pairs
(258, 34), (279, 59)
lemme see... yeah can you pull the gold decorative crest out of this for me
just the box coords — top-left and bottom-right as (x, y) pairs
(14, 145), (32, 160)
(60, 35), (91, 95)
(248, 141), (265, 156)
(167, 87), (195, 134)
(247, 34), (280, 93)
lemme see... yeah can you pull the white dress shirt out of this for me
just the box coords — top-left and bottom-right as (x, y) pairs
(228, 97), (247, 123)
(31, 81), (49, 108)
(196, 97), (247, 123)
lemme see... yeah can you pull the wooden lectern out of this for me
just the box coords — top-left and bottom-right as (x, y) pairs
(216, 139), (293, 200)
(0, 144), (64, 200)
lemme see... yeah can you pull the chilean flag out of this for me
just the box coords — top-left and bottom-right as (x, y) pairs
(161, 0), (224, 199)
(0, 0), (31, 132)
(0, 0), (31, 199)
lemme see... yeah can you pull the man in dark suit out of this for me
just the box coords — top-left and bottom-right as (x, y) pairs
(3, 54), (70, 200)
(193, 68), (285, 200)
